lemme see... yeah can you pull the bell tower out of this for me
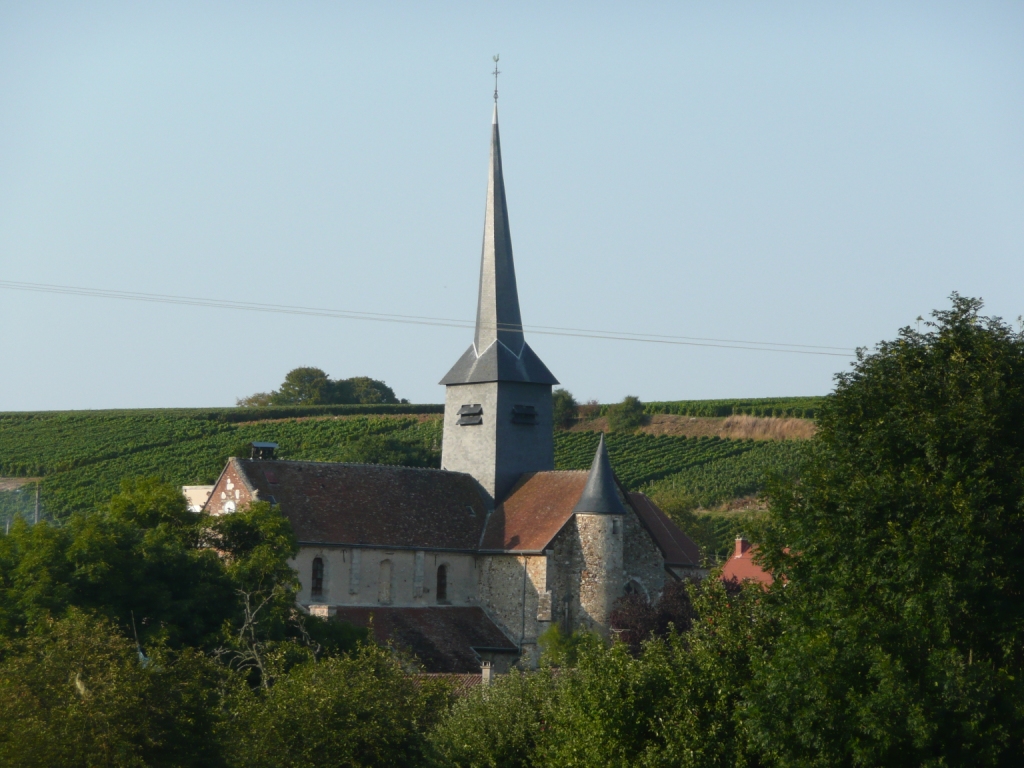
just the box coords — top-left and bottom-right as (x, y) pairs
(439, 99), (558, 502)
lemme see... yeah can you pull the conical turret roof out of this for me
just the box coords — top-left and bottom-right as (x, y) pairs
(440, 104), (557, 386)
(572, 434), (628, 515)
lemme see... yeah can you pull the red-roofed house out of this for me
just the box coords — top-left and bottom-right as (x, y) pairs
(720, 537), (774, 586)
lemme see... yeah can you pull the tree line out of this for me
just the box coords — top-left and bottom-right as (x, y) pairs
(238, 367), (404, 407)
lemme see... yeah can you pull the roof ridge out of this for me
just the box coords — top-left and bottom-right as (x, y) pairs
(240, 458), (465, 475)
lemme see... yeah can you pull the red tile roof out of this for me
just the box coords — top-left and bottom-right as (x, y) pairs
(232, 458), (488, 550)
(628, 492), (703, 568)
(720, 538), (774, 585)
(480, 471), (589, 552)
(478, 473), (702, 567)
(417, 673), (484, 697)
(333, 606), (517, 673)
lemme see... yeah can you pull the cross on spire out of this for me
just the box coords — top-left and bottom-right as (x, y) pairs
(492, 54), (500, 103)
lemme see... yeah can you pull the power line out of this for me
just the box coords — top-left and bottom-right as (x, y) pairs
(0, 279), (856, 357)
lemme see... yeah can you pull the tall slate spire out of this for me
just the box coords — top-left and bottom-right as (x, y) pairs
(475, 103), (524, 355)
(440, 105), (557, 386)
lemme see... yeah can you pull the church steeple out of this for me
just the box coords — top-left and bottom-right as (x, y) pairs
(440, 104), (557, 386)
(439, 93), (557, 502)
(474, 103), (524, 356)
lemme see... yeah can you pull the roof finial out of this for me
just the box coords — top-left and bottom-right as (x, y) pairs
(492, 54), (500, 103)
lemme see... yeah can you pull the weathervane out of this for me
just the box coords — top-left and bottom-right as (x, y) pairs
(492, 54), (500, 102)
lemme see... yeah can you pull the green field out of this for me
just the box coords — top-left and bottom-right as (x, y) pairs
(0, 404), (813, 559)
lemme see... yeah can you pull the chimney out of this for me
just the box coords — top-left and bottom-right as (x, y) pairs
(734, 537), (750, 559)
(250, 442), (278, 461)
(481, 660), (493, 686)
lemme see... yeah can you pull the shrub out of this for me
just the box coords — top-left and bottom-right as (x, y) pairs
(606, 396), (646, 432)
(226, 643), (448, 768)
(552, 388), (579, 430)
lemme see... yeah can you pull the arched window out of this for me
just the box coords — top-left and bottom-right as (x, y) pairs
(311, 557), (324, 598)
(623, 579), (648, 600)
(436, 564), (448, 604)
(378, 560), (392, 604)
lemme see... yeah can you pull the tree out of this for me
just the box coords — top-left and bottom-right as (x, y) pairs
(552, 388), (579, 430)
(0, 479), (235, 648)
(341, 376), (399, 405)
(745, 295), (1024, 765)
(274, 367), (333, 405)
(606, 395), (646, 432)
(0, 610), (229, 768)
(226, 643), (449, 768)
(428, 668), (558, 768)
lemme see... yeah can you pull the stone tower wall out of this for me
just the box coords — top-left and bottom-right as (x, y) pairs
(575, 513), (624, 635)
(442, 382), (500, 498)
(442, 379), (553, 501)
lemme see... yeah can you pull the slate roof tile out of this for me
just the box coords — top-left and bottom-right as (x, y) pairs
(232, 458), (488, 550)
(333, 606), (516, 673)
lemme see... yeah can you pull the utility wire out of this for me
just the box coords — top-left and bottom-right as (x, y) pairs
(0, 279), (856, 357)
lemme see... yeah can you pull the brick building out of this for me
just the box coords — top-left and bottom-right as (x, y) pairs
(203, 101), (702, 672)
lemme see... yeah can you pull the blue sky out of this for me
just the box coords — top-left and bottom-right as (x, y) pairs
(1, 2), (1021, 409)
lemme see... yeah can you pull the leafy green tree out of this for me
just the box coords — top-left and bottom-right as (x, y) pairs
(427, 668), (558, 768)
(553, 388), (579, 429)
(643, 580), (771, 768)
(534, 637), (672, 767)
(745, 295), (1024, 765)
(340, 376), (399, 405)
(273, 367), (333, 405)
(0, 479), (234, 648)
(0, 609), (229, 768)
(606, 396), (646, 432)
(226, 642), (449, 768)
(0, 480), (360, 666)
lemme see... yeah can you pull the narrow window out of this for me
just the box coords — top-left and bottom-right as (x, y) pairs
(378, 560), (393, 604)
(311, 557), (324, 598)
(436, 564), (448, 604)
(612, 518), (620, 534)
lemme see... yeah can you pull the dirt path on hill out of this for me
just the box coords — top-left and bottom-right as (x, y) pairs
(570, 414), (815, 440)
(0, 477), (41, 491)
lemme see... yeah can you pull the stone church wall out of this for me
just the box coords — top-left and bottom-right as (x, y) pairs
(477, 552), (553, 667)
(622, 511), (667, 601)
(294, 547), (478, 609)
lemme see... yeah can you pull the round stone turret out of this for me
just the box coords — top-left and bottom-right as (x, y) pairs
(573, 434), (625, 634)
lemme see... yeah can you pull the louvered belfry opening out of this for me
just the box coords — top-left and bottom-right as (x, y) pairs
(457, 404), (483, 426)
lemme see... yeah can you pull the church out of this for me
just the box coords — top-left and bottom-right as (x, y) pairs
(202, 101), (703, 673)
